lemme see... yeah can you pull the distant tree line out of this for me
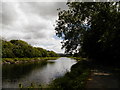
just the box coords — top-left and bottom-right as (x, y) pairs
(2, 40), (59, 58)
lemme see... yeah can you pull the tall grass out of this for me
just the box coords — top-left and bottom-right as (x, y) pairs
(2, 57), (60, 64)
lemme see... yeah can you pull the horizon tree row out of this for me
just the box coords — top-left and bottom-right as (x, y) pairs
(2, 40), (59, 58)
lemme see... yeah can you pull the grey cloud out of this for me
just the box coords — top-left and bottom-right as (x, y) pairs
(23, 23), (48, 39)
(23, 35), (32, 40)
(2, 3), (18, 25)
(20, 2), (67, 18)
(3, 32), (25, 40)
(54, 2), (68, 10)
(23, 31), (46, 40)
(24, 23), (46, 33)
(33, 32), (45, 39)
(8, 35), (22, 40)
(2, 2), (67, 53)
(0, 2), (2, 23)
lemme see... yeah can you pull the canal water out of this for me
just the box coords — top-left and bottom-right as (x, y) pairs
(2, 57), (77, 88)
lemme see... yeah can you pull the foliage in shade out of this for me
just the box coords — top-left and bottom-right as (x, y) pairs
(55, 2), (120, 63)
(2, 40), (59, 58)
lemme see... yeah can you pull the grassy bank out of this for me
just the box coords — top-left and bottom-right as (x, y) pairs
(48, 60), (91, 89)
(2, 57), (60, 65)
(68, 57), (87, 61)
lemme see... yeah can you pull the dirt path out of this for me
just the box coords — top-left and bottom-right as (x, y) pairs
(86, 65), (120, 89)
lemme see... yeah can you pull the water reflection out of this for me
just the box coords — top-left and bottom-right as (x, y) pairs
(3, 62), (47, 80)
(2, 57), (76, 88)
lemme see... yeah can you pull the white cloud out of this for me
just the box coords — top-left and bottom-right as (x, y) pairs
(1, 2), (67, 53)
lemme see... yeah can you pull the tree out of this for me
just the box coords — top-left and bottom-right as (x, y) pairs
(47, 51), (59, 57)
(55, 2), (120, 62)
(37, 47), (48, 57)
(2, 40), (59, 58)
(10, 40), (33, 58)
(2, 40), (15, 58)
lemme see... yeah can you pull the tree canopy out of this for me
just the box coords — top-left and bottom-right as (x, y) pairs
(55, 2), (120, 63)
(2, 40), (59, 58)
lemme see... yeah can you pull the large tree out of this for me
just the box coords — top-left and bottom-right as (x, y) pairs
(55, 2), (120, 62)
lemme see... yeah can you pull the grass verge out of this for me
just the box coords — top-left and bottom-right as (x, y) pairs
(2, 57), (60, 65)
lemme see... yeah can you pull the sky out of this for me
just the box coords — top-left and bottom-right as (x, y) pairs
(1, 1), (68, 53)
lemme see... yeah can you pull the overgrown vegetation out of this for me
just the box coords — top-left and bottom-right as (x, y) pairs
(2, 40), (59, 58)
(53, 2), (120, 89)
(55, 2), (120, 64)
